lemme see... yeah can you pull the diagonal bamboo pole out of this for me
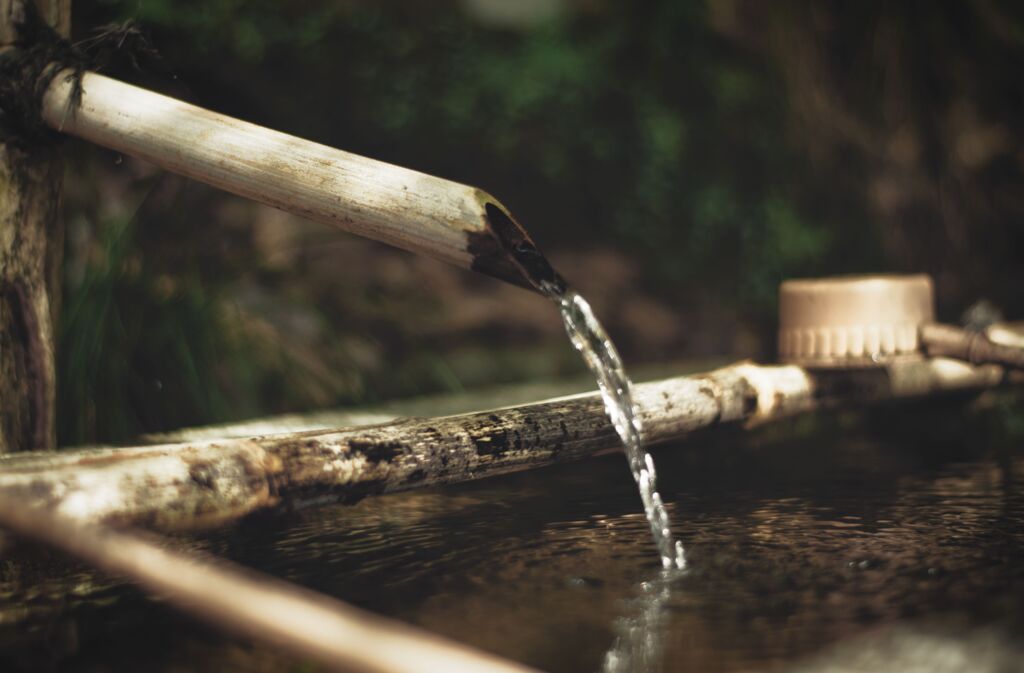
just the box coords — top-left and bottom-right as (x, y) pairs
(0, 494), (541, 673)
(0, 358), (1007, 531)
(39, 70), (561, 292)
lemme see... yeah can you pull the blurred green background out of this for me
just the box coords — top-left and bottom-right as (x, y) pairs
(57, 0), (1024, 445)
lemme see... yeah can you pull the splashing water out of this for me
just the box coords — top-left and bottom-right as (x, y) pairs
(548, 286), (686, 570)
(601, 571), (675, 673)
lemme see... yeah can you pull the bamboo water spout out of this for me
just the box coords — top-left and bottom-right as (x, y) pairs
(39, 70), (563, 293)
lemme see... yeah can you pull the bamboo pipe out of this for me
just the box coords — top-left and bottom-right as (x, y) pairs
(921, 323), (1024, 370)
(0, 496), (541, 673)
(39, 70), (563, 293)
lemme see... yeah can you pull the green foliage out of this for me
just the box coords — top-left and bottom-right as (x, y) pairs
(83, 1), (861, 314)
(56, 213), (249, 444)
(95, 0), (340, 63)
(353, 3), (847, 312)
(60, 0), (885, 442)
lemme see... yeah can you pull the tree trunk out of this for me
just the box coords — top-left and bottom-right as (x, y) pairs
(0, 0), (69, 452)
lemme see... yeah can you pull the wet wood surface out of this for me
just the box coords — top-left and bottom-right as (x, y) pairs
(0, 358), (1005, 530)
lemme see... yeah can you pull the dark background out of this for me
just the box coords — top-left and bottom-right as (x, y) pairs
(57, 0), (1024, 445)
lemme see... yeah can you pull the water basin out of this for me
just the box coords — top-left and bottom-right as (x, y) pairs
(1, 405), (1022, 672)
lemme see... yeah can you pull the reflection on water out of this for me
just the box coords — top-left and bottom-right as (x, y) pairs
(1, 414), (1022, 672)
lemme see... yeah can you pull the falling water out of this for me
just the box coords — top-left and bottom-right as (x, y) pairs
(481, 203), (684, 569)
(546, 284), (686, 570)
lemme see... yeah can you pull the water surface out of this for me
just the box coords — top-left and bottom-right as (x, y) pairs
(2, 408), (1022, 672)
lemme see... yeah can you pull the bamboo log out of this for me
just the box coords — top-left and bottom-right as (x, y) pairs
(39, 70), (561, 291)
(0, 495), (540, 673)
(922, 323), (1024, 369)
(0, 358), (1005, 530)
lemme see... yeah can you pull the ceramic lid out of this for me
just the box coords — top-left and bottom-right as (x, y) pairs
(778, 274), (935, 368)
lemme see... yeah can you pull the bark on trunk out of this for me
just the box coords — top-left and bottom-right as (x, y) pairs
(0, 358), (1005, 530)
(0, 0), (69, 453)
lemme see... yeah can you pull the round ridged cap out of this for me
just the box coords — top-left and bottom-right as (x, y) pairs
(778, 274), (935, 368)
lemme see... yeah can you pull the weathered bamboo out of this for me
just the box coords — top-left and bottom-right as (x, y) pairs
(0, 495), (541, 673)
(0, 358), (1005, 530)
(39, 70), (561, 291)
(922, 323), (1024, 370)
(0, 0), (70, 452)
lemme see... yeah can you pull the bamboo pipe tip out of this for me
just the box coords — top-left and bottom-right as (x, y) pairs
(778, 274), (935, 368)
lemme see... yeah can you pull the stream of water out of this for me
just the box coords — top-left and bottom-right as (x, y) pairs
(483, 204), (686, 569)
(551, 288), (686, 570)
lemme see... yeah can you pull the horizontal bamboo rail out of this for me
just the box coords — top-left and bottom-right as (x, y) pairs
(40, 70), (558, 291)
(922, 323), (1024, 370)
(0, 358), (1006, 530)
(0, 494), (539, 673)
